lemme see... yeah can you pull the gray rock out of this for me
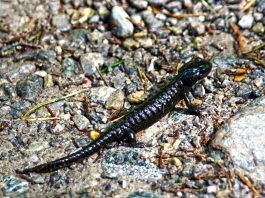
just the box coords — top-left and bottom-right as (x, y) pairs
(202, 33), (236, 55)
(28, 140), (49, 152)
(111, 72), (126, 89)
(142, 10), (164, 31)
(236, 84), (253, 98)
(193, 84), (206, 98)
(189, 18), (205, 35)
(90, 86), (116, 104)
(184, 0), (193, 8)
(130, 0), (148, 9)
(69, 29), (89, 44)
(137, 38), (153, 48)
(73, 114), (90, 130)
(52, 14), (71, 31)
(30, 174), (45, 184)
(211, 96), (265, 184)
(0, 2), (12, 18)
(168, 110), (194, 126)
(16, 75), (44, 100)
(8, 101), (31, 118)
(80, 53), (104, 76)
(127, 191), (161, 198)
(6, 62), (36, 83)
(207, 185), (217, 194)
(181, 163), (194, 176)
(110, 6), (134, 38)
(238, 14), (254, 29)
(147, 0), (169, 6)
(62, 58), (77, 77)
(212, 55), (238, 69)
(73, 137), (91, 148)
(203, 78), (215, 92)
(105, 90), (125, 110)
(101, 147), (165, 179)
(253, 78), (263, 87)
(215, 18), (225, 29)
(2, 83), (16, 97)
(3, 176), (29, 195)
(253, 12), (263, 21)
(166, 1), (182, 11)
(257, 0), (265, 12)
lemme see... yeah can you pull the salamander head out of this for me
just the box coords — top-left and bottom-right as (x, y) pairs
(178, 57), (212, 86)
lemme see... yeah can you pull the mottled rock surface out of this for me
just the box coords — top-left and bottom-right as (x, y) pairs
(212, 96), (265, 183)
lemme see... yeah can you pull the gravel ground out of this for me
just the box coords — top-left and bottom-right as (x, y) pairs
(0, 0), (265, 197)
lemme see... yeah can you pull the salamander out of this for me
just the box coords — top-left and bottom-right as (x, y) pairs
(16, 57), (212, 174)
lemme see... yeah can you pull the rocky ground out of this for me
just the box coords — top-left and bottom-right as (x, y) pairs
(0, 0), (265, 197)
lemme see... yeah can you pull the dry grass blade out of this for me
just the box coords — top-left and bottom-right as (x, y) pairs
(241, 0), (256, 12)
(23, 88), (90, 121)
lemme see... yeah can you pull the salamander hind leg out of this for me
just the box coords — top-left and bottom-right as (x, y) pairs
(125, 130), (136, 144)
(123, 130), (149, 148)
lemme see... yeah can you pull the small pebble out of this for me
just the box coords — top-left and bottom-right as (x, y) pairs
(192, 98), (202, 106)
(68, 7), (94, 25)
(16, 75), (44, 100)
(203, 78), (215, 92)
(127, 91), (147, 104)
(90, 86), (116, 104)
(62, 58), (77, 77)
(30, 174), (45, 184)
(253, 78), (263, 87)
(189, 18), (205, 35)
(122, 38), (140, 50)
(52, 14), (71, 31)
(105, 90), (125, 110)
(207, 185), (217, 193)
(130, 0), (148, 9)
(3, 83), (16, 97)
(110, 6), (134, 38)
(44, 74), (54, 88)
(238, 14), (254, 29)
(73, 114), (90, 130)
(89, 130), (101, 141)
(142, 10), (164, 31)
(171, 157), (182, 170)
(6, 62), (36, 83)
(28, 141), (49, 152)
(183, 0), (193, 8)
(80, 53), (104, 76)
(236, 84), (252, 98)
(148, 0), (169, 6)
(193, 84), (206, 98)
(3, 176), (29, 195)
(252, 22), (264, 34)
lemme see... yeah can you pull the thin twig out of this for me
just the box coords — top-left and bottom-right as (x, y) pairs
(236, 171), (258, 197)
(230, 23), (244, 54)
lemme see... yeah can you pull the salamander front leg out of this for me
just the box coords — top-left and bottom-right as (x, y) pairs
(183, 88), (201, 115)
(105, 131), (137, 148)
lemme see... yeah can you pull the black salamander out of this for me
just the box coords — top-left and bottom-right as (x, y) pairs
(16, 57), (212, 174)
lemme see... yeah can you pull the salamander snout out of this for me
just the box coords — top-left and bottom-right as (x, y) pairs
(196, 59), (212, 78)
(179, 57), (212, 86)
